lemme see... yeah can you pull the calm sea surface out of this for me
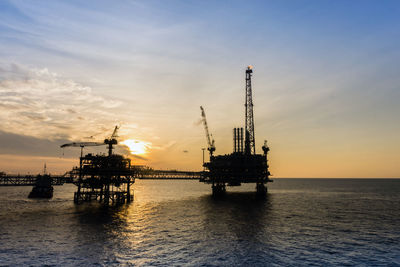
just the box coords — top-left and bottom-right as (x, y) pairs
(0, 179), (399, 266)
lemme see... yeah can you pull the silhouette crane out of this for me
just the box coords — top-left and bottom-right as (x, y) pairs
(61, 126), (120, 157)
(200, 106), (215, 156)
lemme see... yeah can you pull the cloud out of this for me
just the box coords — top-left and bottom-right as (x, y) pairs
(0, 63), (123, 141)
(151, 141), (177, 151)
(0, 130), (68, 157)
(193, 118), (203, 126)
(131, 154), (148, 161)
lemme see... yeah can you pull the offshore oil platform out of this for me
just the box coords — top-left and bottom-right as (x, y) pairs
(0, 66), (272, 203)
(200, 66), (272, 196)
(60, 126), (134, 204)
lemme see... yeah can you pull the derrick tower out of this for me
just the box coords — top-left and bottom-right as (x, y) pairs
(245, 65), (255, 155)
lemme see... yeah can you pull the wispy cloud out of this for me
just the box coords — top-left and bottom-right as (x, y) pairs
(0, 63), (123, 140)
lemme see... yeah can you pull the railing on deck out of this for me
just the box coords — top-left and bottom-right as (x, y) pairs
(0, 175), (73, 186)
(0, 169), (203, 186)
(137, 170), (203, 180)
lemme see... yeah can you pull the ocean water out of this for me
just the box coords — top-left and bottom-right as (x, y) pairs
(0, 179), (399, 266)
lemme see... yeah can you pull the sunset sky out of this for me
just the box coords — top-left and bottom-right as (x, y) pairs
(0, 0), (399, 177)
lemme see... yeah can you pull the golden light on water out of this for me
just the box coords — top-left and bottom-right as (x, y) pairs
(121, 139), (151, 155)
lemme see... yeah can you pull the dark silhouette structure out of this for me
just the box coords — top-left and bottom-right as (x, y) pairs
(245, 66), (256, 155)
(60, 126), (135, 204)
(201, 66), (272, 196)
(200, 106), (215, 156)
(28, 174), (53, 198)
(71, 153), (134, 204)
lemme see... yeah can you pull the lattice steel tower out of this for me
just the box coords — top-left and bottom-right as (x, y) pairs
(245, 65), (255, 155)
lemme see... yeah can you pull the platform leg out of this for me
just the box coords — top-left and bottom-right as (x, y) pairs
(212, 183), (226, 196)
(127, 183), (131, 203)
(256, 182), (267, 197)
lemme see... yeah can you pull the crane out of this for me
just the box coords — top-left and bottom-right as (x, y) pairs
(200, 106), (215, 156)
(61, 126), (120, 157)
(104, 125), (119, 156)
(61, 142), (104, 157)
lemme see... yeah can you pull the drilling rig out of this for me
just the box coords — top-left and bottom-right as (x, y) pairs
(201, 66), (272, 196)
(61, 126), (135, 204)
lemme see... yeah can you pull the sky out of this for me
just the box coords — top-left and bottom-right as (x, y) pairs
(0, 0), (399, 177)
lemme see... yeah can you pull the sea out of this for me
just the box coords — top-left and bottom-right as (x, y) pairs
(0, 179), (399, 266)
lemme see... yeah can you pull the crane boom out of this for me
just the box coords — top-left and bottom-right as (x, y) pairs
(110, 126), (119, 139)
(60, 125), (120, 157)
(200, 106), (215, 156)
(60, 142), (104, 148)
(60, 142), (104, 158)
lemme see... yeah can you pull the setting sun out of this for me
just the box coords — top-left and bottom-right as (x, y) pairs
(121, 139), (151, 155)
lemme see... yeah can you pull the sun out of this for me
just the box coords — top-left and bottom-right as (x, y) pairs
(121, 139), (150, 155)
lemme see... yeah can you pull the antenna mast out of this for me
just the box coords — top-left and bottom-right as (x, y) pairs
(245, 65), (256, 155)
